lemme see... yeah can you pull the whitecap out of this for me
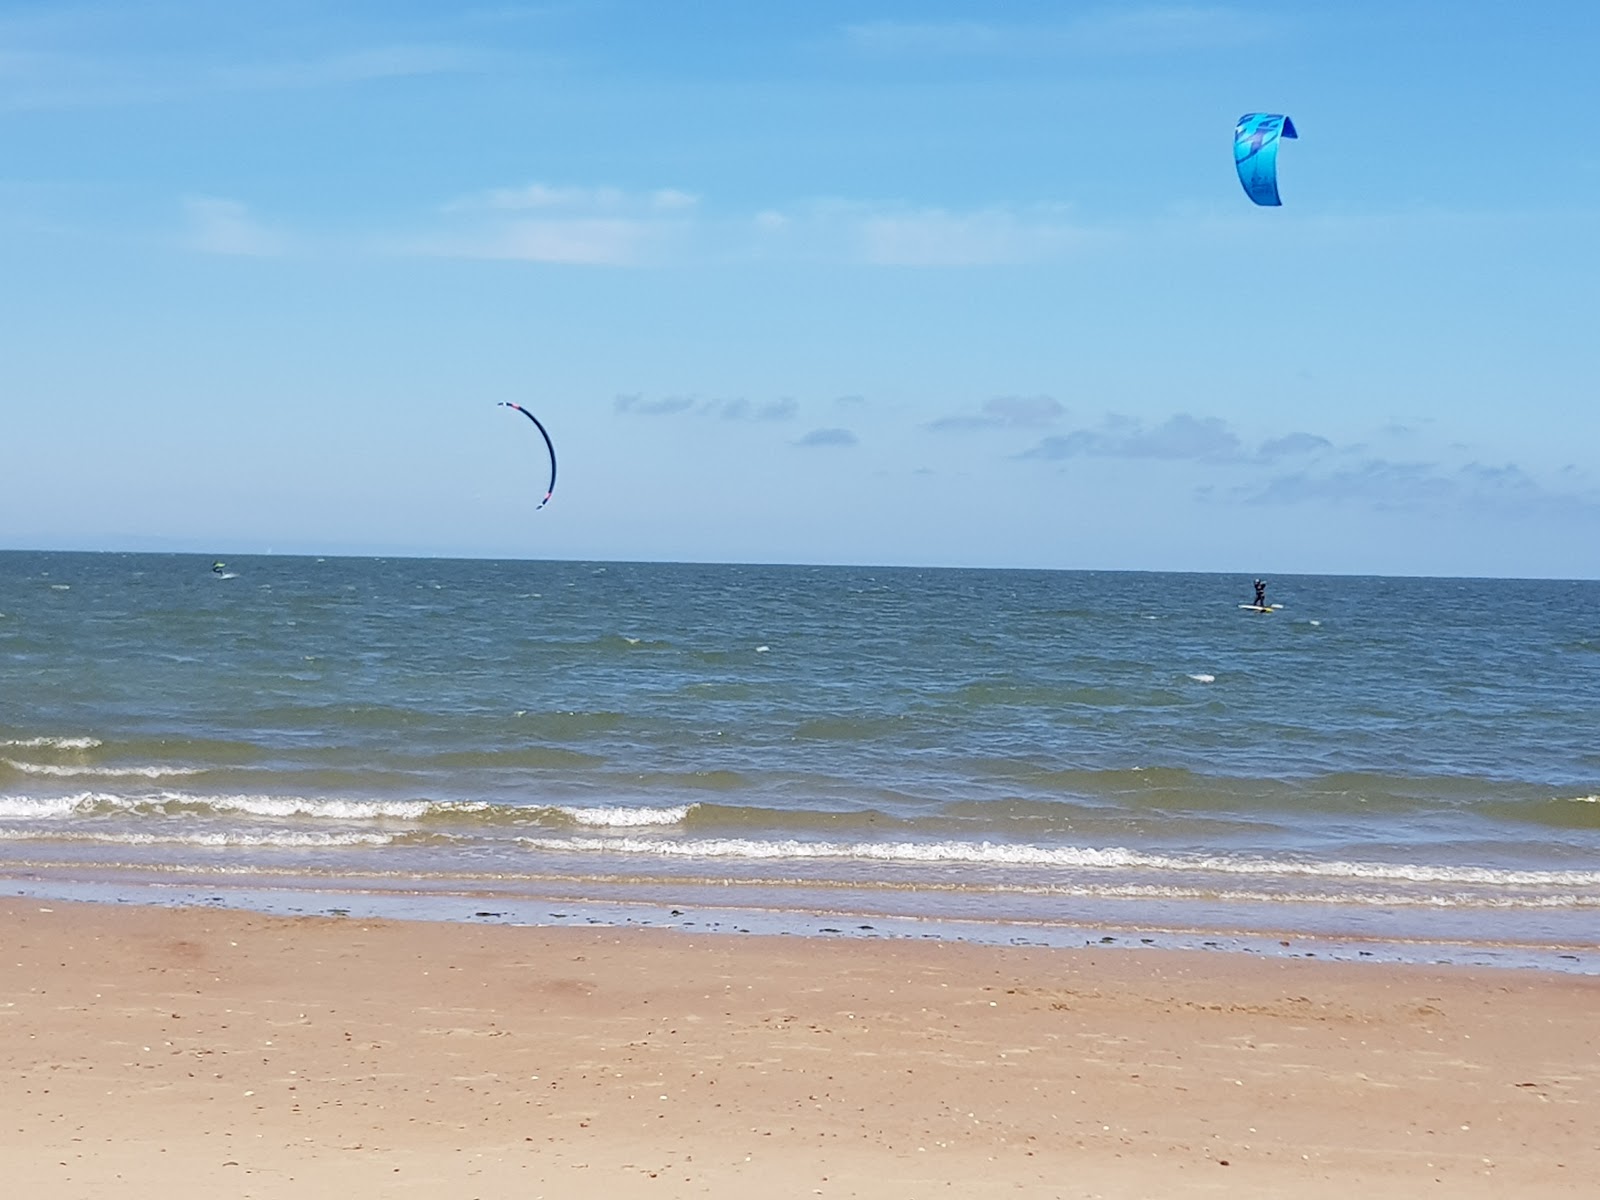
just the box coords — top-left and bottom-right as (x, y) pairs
(2, 760), (203, 778)
(0, 794), (99, 818)
(1187, 673), (1216, 684)
(168, 794), (489, 821)
(555, 804), (693, 828)
(0, 737), (103, 750)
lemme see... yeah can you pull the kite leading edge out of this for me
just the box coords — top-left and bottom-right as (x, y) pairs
(498, 402), (557, 509)
(1234, 113), (1297, 207)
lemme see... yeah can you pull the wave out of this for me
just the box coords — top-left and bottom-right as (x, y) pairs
(2, 760), (205, 779)
(0, 791), (486, 821)
(0, 794), (96, 819)
(198, 794), (486, 821)
(0, 737), (103, 750)
(511, 834), (1600, 888)
(555, 804), (693, 828)
(0, 790), (694, 828)
(0, 828), (396, 848)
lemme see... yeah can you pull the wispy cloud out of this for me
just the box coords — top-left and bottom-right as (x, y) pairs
(858, 207), (1091, 266)
(748, 200), (1101, 267)
(1021, 413), (1242, 462)
(718, 398), (798, 421)
(213, 45), (485, 91)
(181, 196), (288, 256)
(1242, 459), (1450, 509)
(615, 395), (799, 421)
(1, 37), (487, 112)
(843, 6), (1267, 59)
(843, 20), (1007, 57)
(405, 187), (1099, 268)
(796, 428), (858, 448)
(1019, 413), (1335, 465)
(929, 395), (1064, 432)
(415, 182), (698, 265)
(450, 184), (699, 214)
(416, 218), (669, 265)
(615, 394), (694, 416)
(1237, 458), (1600, 520)
(1257, 432), (1334, 461)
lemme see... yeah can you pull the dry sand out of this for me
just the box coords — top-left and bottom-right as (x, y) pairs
(1, 897), (1595, 1198)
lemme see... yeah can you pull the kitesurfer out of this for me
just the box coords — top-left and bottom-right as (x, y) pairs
(1252, 579), (1267, 608)
(212, 561), (226, 575)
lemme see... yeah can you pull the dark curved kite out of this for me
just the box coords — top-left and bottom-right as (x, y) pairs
(498, 402), (557, 509)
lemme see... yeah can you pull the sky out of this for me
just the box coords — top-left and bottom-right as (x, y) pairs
(2, 0), (1597, 577)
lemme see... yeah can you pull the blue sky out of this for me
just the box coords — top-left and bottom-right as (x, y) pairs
(3, 1), (1597, 577)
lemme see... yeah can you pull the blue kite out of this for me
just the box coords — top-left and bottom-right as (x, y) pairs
(1234, 113), (1297, 206)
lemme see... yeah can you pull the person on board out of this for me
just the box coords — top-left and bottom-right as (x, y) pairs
(1252, 579), (1268, 608)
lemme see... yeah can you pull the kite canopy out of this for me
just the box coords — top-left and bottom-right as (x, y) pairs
(1234, 113), (1297, 206)
(498, 402), (557, 509)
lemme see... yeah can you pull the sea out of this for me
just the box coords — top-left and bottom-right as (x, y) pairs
(3, 551), (1597, 972)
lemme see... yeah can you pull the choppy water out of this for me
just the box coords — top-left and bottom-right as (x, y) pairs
(3, 552), (1597, 969)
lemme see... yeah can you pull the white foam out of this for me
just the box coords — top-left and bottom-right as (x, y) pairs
(555, 804), (693, 828)
(0, 737), (103, 750)
(1187, 673), (1216, 684)
(2, 760), (203, 778)
(198, 794), (468, 821)
(0, 794), (104, 818)
(154, 793), (490, 821)
(512, 835), (1600, 887)
(0, 828), (394, 848)
(0, 791), (486, 822)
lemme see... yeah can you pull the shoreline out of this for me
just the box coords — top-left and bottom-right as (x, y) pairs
(3, 895), (1597, 1197)
(6, 866), (1598, 977)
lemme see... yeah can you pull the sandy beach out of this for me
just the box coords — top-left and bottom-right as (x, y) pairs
(1, 898), (1595, 1198)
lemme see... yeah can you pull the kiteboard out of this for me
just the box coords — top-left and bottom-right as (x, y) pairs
(1238, 604), (1280, 613)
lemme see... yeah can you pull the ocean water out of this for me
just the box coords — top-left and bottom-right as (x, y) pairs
(3, 551), (1597, 971)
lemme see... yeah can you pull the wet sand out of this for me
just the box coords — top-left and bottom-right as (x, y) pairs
(2, 897), (1595, 1197)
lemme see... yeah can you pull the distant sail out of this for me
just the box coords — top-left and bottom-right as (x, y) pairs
(1234, 113), (1298, 206)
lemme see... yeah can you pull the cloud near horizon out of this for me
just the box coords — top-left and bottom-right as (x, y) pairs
(929, 395), (1064, 432)
(614, 395), (798, 422)
(1020, 413), (1242, 463)
(795, 428), (858, 448)
(1239, 459), (1600, 518)
(1019, 412), (1336, 466)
